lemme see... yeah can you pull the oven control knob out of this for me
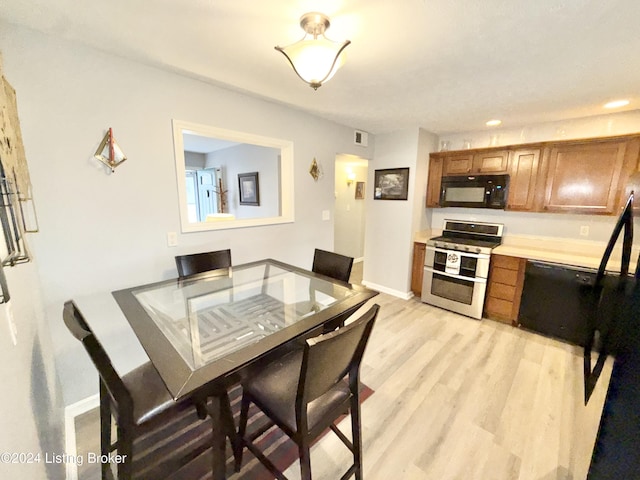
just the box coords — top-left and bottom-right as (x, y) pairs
(475, 247), (481, 253)
(463, 246), (469, 251)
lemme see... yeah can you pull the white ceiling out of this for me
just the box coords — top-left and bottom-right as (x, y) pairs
(2, 0), (639, 135)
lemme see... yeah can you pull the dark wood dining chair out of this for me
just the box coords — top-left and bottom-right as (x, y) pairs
(63, 300), (238, 480)
(234, 303), (380, 480)
(311, 248), (356, 332)
(312, 248), (354, 283)
(175, 249), (232, 278)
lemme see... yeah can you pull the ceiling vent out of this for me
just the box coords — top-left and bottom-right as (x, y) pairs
(354, 130), (368, 147)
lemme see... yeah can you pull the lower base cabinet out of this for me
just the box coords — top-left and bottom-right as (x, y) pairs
(484, 254), (526, 324)
(411, 242), (426, 296)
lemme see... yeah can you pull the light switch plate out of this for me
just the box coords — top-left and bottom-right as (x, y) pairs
(167, 232), (178, 247)
(322, 210), (330, 221)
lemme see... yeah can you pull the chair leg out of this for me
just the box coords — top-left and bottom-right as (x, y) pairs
(350, 394), (363, 480)
(99, 383), (112, 480)
(234, 394), (251, 472)
(116, 424), (133, 480)
(298, 437), (312, 480)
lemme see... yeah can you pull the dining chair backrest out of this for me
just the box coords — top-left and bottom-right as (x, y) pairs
(63, 300), (133, 416)
(298, 303), (379, 406)
(175, 249), (232, 278)
(312, 248), (354, 283)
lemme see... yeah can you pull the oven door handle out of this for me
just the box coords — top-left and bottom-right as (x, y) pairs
(425, 245), (490, 259)
(424, 266), (487, 283)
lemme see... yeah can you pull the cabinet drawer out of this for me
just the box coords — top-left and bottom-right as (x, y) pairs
(491, 267), (519, 286)
(492, 255), (521, 270)
(485, 296), (514, 319)
(487, 282), (517, 301)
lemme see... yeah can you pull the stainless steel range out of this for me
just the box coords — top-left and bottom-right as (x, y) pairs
(421, 219), (504, 319)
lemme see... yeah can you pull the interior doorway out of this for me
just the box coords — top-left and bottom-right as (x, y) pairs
(334, 154), (369, 280)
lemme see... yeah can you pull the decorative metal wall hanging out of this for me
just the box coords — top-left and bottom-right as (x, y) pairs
(0, 164), (29, 267)
(94, 128), (127, 172)
(0, 66), (36, 304)
(309, 158), (321, 181)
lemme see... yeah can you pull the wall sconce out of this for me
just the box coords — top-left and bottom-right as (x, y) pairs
(346, 171), (356, 186)
(275, 12), (350, 90)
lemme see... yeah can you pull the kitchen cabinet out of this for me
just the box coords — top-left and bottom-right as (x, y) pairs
(426, 156), (443, 207)
(442, 152), (474, 175)
(542, 138), (631, 214)
(426, 133), (640, 216)
(472, 150), (509, 173)
(506, 148), (541, 211)
(484, 254), (526, 324)
(439, 150), (509, 176)
(411, 242), (426, 296)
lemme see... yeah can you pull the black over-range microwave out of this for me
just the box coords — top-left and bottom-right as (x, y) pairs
(439, 174), (509, 209)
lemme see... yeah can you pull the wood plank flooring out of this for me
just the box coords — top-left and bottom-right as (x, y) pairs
(75, 262), (611, 480)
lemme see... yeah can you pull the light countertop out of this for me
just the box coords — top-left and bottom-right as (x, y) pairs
(414, 230), (638, 272)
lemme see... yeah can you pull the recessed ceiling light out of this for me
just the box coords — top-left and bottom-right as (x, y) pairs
(486, 119), (502, 127)
(604, 99), (630, 109)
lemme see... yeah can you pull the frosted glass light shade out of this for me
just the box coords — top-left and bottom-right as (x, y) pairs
(275, 12), (350, 90)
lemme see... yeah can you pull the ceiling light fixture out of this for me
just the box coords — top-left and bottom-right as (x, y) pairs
(604, 99), (630, 109)
(275, 12), (351, 90)
(486, 119), (502, 127)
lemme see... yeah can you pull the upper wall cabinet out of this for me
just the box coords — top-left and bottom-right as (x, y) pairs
(541, 138), (633, 215)
(506, 148), (541, 211)
(437, 150), (509, 176)
(442, 152), (474, 175)
(472, 150), (509, 173)
(426, 156), (444, 207)
(426, 134), (640, 215)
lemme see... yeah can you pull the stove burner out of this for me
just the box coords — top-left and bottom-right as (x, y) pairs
(426, 219), (504, 254)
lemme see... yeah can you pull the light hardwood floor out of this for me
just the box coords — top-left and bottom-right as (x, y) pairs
(75, 263), (612, 480)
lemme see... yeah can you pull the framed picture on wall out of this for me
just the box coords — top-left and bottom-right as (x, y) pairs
(238, 172), (260, 206)
(355, 181), (365, 199)
(373, 168), (409, 200)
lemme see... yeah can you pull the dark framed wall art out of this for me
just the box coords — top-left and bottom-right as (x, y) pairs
(373, 168), (409, 200)
(238, 172), (260, 206)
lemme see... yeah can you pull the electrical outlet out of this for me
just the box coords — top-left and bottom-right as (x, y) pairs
(167, 232), (178, 247)
(580, 225), (590, 237)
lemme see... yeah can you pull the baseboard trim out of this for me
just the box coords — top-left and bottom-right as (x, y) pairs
(64, 394), (100, 480)
(362, 281), (414, 300)
(354, 257), (364, 263)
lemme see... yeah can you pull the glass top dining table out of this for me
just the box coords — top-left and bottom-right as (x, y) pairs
(112, 258), (378, 401)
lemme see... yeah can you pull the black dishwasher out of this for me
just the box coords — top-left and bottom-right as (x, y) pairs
(518, 260), (597, 346)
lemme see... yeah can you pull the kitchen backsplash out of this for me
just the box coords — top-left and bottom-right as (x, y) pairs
(430, 207), (640, 245)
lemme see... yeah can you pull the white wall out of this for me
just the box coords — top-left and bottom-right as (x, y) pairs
(363, 129), (424, 297)
(0, 261), (64, 480)
(0, 20), (374, 409)
(413, 129), (439, 234)
(439, 110), (640, 151)
(334, 155), (368, 260)
(210, 143), (279, 219)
